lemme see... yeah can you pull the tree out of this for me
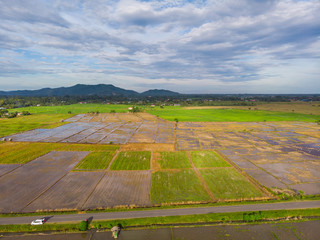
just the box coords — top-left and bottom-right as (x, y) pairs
(22, 111), (30, 115)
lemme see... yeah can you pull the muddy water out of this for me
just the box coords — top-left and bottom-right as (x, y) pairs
(2, 220), (319, 240)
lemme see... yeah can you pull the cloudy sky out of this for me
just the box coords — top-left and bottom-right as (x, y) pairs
(0, 0), (319, 93)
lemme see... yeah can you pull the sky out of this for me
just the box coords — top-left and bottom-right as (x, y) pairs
(0, 0), (319, 94)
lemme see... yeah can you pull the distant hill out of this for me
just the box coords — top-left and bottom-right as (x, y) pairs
(141, 89), (180, 96)
(0, 84), (139, 97)
(0, 84), (181, 97)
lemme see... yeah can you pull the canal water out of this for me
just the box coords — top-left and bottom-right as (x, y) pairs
(1, 220), (319, 240)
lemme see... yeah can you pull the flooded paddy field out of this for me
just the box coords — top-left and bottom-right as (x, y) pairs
(0, 113), (319, 213)
(2, 220), (319, 240)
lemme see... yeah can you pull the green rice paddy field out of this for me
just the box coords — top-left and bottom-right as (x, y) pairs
(151, 169), (211, 203)
(147, 106), (320, 122)
(74, 152), (115, 170)
(110, 151), (151, 170)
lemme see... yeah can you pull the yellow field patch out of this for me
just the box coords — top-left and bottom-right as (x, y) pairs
(121, 143), (175, 151)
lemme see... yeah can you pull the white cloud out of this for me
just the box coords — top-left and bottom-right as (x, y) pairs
(0, 0), (319, 93)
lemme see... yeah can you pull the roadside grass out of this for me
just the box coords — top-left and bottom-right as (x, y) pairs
(191, 151), (231, 168)
(200, 168), (263, 199)
(92, 209), (320, 230)
(56, 143), (119, 152)
(0, 142), (60, 164)
(0, 223), (79, 233)
(74, 152), (115, 170)
(110, 151), (151, 170)
(0, 114), (70, 137)
(0, 208), (319, 233)
(151, 169), (211, 204)
(10, 104), (131, 114)
(158, 151), (191, 169)
(147, 107), (320, 122)
(92, 208), (320, 229)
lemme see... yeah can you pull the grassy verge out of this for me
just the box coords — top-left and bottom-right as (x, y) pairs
(92, 208), (320, 229)
(191, 151), (230, 168)
(158, 151), (191, 169)
(110, 151), (151, 170)
(0, 208), (319, 233)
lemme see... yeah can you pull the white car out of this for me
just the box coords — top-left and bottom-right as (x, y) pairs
(31, 218), (45, 225)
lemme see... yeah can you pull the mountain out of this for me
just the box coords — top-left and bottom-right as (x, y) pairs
(141, 89), (180, 96)
(0, 84), (139, 97)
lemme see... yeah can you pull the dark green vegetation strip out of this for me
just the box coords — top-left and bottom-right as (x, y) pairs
(110, 151), (151, 170)
(0, 114), (70, 137)
(0, 208), (319, 233)
(9, 104), (132, 114)
(147, 107), (320, 122)
(159, 151), (191, 169)
(74, 152), (115, 170)
(191, 151), (231, 168)
(200, 168), (263, 199)
(151, 169), (211, 204)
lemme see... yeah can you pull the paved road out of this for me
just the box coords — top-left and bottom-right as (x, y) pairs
(0, 200), (319, 225)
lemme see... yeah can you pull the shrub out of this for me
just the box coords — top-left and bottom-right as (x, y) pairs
(243, 211), (264, 222)
(79, 221), (88, 231)
(7, 112), (18, 118)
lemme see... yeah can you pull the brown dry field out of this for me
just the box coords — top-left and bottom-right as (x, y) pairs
(0, 151), (88, 213)
(23, 171), (104, 212)
(0, 164), (20, 177)
(184, 102), (320, 115)
(83, 170), (152, 209)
